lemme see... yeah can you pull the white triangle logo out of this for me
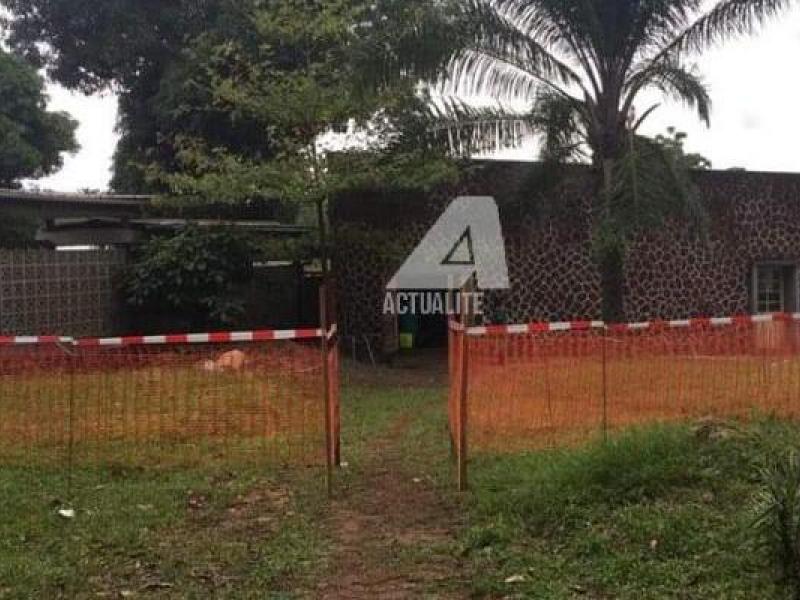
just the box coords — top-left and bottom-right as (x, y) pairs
(442, 228), (475, 266)
(386, 196), (509, 291)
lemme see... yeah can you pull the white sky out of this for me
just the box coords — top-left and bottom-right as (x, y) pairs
(30, 86), (119, 192)
(28, 6), (800, 192)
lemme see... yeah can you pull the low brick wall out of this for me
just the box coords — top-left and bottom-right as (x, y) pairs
(0, 249), (127, 336)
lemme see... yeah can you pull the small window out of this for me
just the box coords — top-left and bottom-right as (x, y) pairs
(753, 263), (798, 314)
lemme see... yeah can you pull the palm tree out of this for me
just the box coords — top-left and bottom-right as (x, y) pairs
(433, 0), (792, 320)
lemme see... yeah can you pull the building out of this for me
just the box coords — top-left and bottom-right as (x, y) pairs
(0, 189), (318, 336)
(0, 188), (150, 246)
(331, 162), (800, 356)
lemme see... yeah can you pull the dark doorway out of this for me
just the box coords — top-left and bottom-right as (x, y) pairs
(396, 291), (450, 350)
(416, 311), (448, 348)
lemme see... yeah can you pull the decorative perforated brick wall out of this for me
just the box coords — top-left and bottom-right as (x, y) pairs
(332, 163), (800, 355)
(0, 249), (126, 336)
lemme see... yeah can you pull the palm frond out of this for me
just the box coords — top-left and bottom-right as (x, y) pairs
(420, 88), (594, 162)
(489, 0), (589, 54)
(628, 0), (704, 59)
(444, 0), (584, 100)
(632, 103), (662, 131)
(491, 0), (606, 94)
(425, 95), (532, 156)
(445, 49), (557, 101)
(609, 132), (707, 235)
(528, 91), (590, 163)
(658, 0), (791, 57)
(624, 59), (711, 125)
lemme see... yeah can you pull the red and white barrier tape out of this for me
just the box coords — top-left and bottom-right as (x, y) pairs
(0, 335), (74, 345)
(465, 321), (605, 337)
(449, 312), (800, 337)
(0, 326), (335, 346)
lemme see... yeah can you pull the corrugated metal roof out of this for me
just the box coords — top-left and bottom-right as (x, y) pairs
(0, 189), (152, 207)
(41, 217), (314, 235)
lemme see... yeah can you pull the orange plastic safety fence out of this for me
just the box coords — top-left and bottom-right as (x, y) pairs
(0, 334), (337, 469)
(460, 316), (800, 453)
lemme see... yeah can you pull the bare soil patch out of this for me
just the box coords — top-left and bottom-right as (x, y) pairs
(343, 348), (448, 389)
(316, 415), (467, 599)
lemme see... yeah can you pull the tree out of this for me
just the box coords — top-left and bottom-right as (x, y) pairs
(1, 0), (467, 307)
(1, 0), (229, 192)
(654, 126), (711, 171)
(135, 0), (462, 277)
(0, 49), (78, 187)
(0, 0), (460, 194)
(434, 0), (792, 320)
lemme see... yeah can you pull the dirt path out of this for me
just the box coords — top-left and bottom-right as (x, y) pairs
(315, 414), (468, 599)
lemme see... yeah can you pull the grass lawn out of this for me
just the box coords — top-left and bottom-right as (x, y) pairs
(0, 463), (328, 599)
(463, 418), (799, 599)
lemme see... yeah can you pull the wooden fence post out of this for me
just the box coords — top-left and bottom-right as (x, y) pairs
(319, 283), (333, 497)
(457, 288), (471, 492)
(328, 282), (341, 468)
(447, 312), (457, 460)
(602, 324), (609, 443)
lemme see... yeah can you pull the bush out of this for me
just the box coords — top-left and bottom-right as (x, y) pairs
(125, 225), (254, 329)
(752, 449), (800, 598)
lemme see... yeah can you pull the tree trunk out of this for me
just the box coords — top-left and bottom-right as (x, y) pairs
(598, 157), (625, 323)
(599, 243), (625, 323)
(587, 99), (630, 324)
(316, 194), (329, 282)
